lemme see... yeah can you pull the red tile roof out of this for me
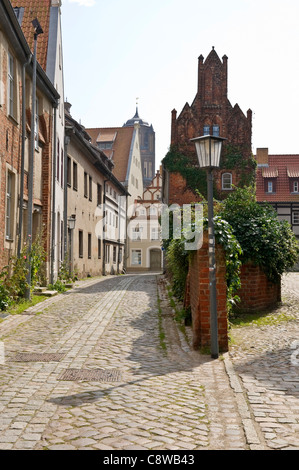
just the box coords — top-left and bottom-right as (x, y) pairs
(256, 154), (299, 202)
(86, 127), (135, 183)
(10, 0), (51, 71)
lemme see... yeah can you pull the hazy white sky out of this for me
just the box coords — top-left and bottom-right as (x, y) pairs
(61, 0), (299, 169)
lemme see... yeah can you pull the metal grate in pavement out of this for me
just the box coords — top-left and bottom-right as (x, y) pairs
(59, 368), (122, 382)
(12, 353), (65, 362)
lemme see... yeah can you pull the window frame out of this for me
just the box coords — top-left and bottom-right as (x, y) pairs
(131, 249), (142, 266)
(292, 211), (299, 225)
(222, 172), (233, 191)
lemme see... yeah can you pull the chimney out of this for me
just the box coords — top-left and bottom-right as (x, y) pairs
(256, 148), (269, 166)
(64, 101), (72, 116)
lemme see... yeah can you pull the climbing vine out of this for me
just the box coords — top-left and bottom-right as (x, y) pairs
(162, 146), (210, 198)
(220, 144), (257, 188)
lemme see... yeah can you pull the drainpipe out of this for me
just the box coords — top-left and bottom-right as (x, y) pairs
(18, 54), (32, 258)
(50, 105), (57, 284)
(102, 179), (109, 276)
(63, 135), (70, 260)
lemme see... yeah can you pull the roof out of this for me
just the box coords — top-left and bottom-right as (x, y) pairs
(10, 0), (52, 71)
(256, 154), (299, 202)
(86, 127), (135, 183)
(123, 107), (150, 128)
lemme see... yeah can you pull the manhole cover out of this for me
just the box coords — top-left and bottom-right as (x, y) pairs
(59, 368), (122, 382)
(12, 353), (65, 362)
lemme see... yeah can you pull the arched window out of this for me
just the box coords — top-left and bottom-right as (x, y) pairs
(222, 173), (232, 190)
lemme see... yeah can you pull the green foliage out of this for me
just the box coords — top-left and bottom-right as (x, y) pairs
(0, 233), (47, 311)
(165, 238), (189, 301)
(48, 279), (67, 293)
(211, 216), (242, 312)
(220, 144), (257, 188)
(219, 186), (299, 282)
(162, 146), (209, 197)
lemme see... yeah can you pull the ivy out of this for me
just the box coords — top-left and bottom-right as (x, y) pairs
(162, 146), (210, 198)
(164, 204), (242, 316)
(220, 144), (257, 188)
(219, 186), (299, 283)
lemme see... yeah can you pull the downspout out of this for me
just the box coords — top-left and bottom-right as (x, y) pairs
(50, 104), (57, 284)
(63, 134), (70, 260)
(18, 54), (32, 258)
(102, 179), (109, 276)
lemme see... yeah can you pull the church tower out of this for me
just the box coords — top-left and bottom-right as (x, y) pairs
(124, 106), (155, 188)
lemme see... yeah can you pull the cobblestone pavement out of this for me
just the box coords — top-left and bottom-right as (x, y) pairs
(230, 272), (299, 450)
(0, 272), (298, 451)
(0, 273), (250, 451)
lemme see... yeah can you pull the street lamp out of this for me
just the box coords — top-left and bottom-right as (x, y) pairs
(26, 18), (43, 300)
(191, 134), (226, 359)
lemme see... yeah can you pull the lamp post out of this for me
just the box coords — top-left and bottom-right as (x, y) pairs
(191, 134), (226, 359)
(26, 18), (43, 300)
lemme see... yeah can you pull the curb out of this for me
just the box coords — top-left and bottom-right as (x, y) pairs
(223, 352), (266, 450)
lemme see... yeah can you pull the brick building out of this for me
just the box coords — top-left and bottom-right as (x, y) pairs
(256, 148), (299, 240)
(162, 48), (255, 205)
(0, 0), (59, 277)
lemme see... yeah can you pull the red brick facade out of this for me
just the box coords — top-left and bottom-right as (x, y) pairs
(163, 48), (253, 205)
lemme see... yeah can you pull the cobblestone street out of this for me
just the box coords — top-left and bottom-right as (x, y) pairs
(0, 272), (299, 451)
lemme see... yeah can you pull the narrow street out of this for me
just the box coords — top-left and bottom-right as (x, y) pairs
(0, 272), (298, 451)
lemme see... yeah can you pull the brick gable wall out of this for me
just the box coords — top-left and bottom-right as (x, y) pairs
(164, 49), (253, 205)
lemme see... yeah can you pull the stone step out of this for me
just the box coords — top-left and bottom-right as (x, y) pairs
(33, 289), (58, 297)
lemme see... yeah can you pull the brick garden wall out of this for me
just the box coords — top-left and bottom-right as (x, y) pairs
(236, 263), (281, 313)
(185, 235), (281, 353)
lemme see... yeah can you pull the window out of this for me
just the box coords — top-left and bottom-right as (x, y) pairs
(57, 140), (60, 182)
(151, 227), (159, 241)
(8, 53), (15, 117)
(73, 162), (78, 190)
(105, 244), (110, 263)
(203, 125), (210, 136)
(267, 181), (273, 193)
(67, 157), (71, 186)
(89, 176), (92, 201)
(5, 172), (14, 240)
(293, 211), (299, 225)
(213, 125), (220, 137)
(293, 181), (299, 193)
(113, 246), (117, 264)
(84, 172), (88, 198)
(61, 148), (64, 187)
(222, 173), (232, 190)
(98, 238), (101, 259)
(88, 233), (92, 259)
(97, 184), (102, 206)
(131, 249), (142, 265)
(79, 230), (83, 258)
(132, 226), (142, 241)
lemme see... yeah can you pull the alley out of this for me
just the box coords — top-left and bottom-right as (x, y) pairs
(0, 273), (250, 451)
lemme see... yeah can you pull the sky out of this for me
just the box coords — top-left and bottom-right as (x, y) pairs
(61, 0), (299, 170)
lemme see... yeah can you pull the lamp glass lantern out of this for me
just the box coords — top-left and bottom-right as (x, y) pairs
(191, 135), (226, 169)
(68, 216), (76, 230)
